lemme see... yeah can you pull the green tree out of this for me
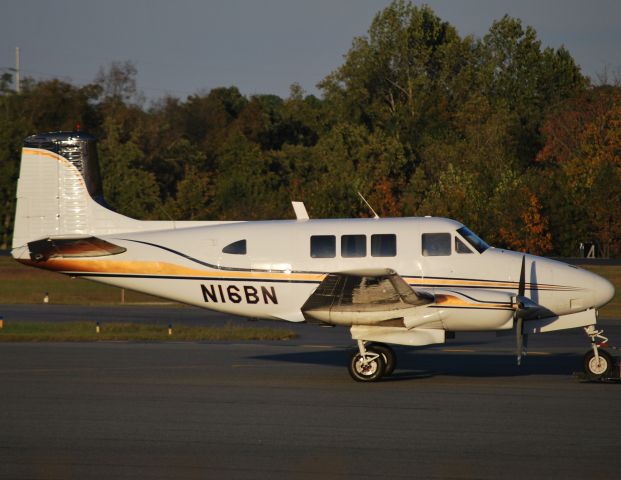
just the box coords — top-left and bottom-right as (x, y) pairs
(17, 78), (101, 132)
(298, 123), (407, 218)
(319, 0), (471, 151)
(95, 61), (141, 104)
(0, 105), (31, 248)
(182, 87), (247, 158)
(478, 16), (586, 164)
(274, 84), (327, 148)
(166, 164), (214, 220)
(404, 96), (514, 233)
(212, 133), (288, 219)
(97, 119), (162, 219)
(0, 72), (13, 94)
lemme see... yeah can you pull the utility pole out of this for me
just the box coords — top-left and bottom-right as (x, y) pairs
(15, 47), (20, 93)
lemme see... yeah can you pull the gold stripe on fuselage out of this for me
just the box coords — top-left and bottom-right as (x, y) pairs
(434, 294), (510, 310)
(17, 258), (325, 282)
(17, 258), (571, 294)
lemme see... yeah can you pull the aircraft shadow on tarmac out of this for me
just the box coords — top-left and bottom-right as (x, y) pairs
(252, 348), (584, 381)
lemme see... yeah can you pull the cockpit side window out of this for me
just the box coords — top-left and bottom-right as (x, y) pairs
(455, 237), (473, 254)
(222, 239), (247, 255)
(422, 233), (451, 256)
(456, 227), (490, 253)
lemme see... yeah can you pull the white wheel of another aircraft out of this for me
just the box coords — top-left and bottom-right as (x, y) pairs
(348, 350), (386, 382)
(368, 343), (396, 377)
(583, 349), (613, 379)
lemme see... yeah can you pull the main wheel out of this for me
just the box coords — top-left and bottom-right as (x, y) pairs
(583, 349), (613, 379)
(368, 343), (396, 376)
(348, 350), (385, 382)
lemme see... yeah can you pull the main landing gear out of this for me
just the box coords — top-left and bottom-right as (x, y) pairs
(583, 325), (616, 379)
(348, 340), (397, 382)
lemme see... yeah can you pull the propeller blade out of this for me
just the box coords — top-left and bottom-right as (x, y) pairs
(516, 315), (523, 366)
(518, 255), (526, 298)
(515, 255), (531, 365)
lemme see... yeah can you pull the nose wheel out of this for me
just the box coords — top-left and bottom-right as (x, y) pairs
(583, 326), (616, 379)
(348, 340), (396, 382)
(584, 349), (613, 378)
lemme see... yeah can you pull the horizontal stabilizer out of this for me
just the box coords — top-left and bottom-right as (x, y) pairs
(27, 236), (126, 262)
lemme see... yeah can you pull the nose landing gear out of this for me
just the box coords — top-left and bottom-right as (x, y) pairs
(583, 326), (618, 380)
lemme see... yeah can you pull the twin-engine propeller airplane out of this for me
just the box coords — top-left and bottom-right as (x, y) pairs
(11, 132), (616, 381)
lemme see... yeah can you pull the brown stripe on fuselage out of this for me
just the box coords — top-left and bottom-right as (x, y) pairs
(408, 277), (577, 291)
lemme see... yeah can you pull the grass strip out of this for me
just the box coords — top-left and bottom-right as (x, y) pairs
(0, 257), (169, 305)
(0, 322), (297, 342)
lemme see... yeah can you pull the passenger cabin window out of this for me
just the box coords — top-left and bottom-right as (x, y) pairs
(311, 235), (336, 258)
(455, 237), (473, 254)
(341, 235), (366, 258)
(371, 234), (396, 257)
(222, 239), (247, 255)
(422, 233), (451, 256)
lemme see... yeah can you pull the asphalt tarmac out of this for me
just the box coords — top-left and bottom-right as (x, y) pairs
(1, 305), (620, 479)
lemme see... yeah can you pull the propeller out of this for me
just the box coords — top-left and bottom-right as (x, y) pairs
(514, 256), (528, 366)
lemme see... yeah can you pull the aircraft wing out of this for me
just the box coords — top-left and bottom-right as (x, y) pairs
(301, 269), (434, 326)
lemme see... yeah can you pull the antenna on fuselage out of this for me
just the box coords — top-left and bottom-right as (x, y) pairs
(291, 201), (309, 220)
(357, 192), (380, 219)
(156, 204), (177, 229)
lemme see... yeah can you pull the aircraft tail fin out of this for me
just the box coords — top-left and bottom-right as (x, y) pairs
(12, 131), (146, 251)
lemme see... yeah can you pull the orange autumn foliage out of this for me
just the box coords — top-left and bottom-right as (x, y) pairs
(498, 192), (552, 254)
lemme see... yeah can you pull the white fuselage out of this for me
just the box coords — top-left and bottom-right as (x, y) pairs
(16, 217), (613, 333)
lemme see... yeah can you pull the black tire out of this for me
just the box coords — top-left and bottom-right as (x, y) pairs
(348, 350), (385, 382)
(368, 343), (397, 376)
(583, 349), (614, 379)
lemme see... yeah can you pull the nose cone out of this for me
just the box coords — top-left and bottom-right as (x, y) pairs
(593, 273), (615, 309)
(546, 260), (615, 312)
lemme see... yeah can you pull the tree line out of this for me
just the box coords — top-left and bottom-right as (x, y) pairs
(1, 1), (620, 257)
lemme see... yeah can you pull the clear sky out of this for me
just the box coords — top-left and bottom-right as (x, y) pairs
(2, 0), (620, 102)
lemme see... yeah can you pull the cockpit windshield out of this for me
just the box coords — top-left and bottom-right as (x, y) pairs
(456, 226), (490, 254)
